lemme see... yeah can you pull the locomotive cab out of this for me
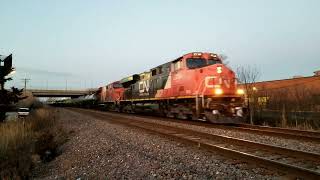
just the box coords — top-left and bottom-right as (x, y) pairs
(105, 81), (125, 102)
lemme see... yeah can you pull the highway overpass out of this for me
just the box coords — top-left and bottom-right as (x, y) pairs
(29, 89), (97, 98)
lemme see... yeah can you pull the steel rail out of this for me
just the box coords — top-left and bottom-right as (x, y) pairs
(237, 123), (320, 138)
(224, 125), (320, 143)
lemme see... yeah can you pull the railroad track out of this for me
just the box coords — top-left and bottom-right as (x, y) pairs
(115, 111), (320, 143)
(70, 108), (320, 179)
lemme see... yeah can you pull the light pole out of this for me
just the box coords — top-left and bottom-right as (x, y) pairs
(251, 86), (258, 124)
(0, 55), (4, 90)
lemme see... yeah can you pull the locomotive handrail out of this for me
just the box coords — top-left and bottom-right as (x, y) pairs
(195, 78), (207, 97)
(194, 78), (208, 117)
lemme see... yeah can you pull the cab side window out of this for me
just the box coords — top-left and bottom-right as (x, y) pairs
(152, 69), (157, 76)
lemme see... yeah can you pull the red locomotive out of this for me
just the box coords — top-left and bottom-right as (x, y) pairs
(96, 52), (245, 123)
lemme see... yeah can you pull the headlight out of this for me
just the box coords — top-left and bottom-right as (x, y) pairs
(237, 89), (245, 95)
(217, 66), (222, 74)
(193, 52), (202, 56)
(215, 88), (223, 95)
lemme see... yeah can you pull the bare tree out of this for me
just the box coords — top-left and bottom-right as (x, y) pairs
(275, 89), (289, 127)
(236, 65), (261, 124)
(289, 85), (314, 127)
(219, 54), (230, 66)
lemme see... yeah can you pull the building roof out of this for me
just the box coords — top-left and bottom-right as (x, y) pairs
(241, 75), (320, 92)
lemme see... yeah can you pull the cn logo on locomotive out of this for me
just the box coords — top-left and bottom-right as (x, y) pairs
(139, 80), (150, 94)
(205, 76), (232, 88)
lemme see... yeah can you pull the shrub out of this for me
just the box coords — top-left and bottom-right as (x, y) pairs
(0, 108), (64, 179)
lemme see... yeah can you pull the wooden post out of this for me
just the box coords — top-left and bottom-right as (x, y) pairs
(281, 104), (287, 127)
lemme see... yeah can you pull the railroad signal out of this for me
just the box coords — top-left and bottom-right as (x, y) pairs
(0, 54), (16, 91)
(4, 54), (12, 73)
(0, 54), (14, 77)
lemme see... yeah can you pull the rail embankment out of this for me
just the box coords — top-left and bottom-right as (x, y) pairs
(0, 108), (67, 179)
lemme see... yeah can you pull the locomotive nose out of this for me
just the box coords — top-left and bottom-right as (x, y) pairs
(204, 64), (237, 95)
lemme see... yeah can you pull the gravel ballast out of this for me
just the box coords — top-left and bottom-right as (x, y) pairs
(32, 108), (282, 179)
(105, 111), (320, 154)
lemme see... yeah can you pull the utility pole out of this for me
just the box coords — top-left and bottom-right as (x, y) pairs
(21, 78), (31, 94)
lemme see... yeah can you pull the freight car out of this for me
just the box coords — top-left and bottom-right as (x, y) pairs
(97, 52), (245, 123)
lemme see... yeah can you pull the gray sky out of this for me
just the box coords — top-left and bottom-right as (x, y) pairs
(1, 0), (319, 89)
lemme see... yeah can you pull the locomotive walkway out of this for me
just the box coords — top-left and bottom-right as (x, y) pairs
(70, 108), (320, 179)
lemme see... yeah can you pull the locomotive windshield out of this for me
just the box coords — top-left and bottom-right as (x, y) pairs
(187, 58), (222, 69)
(208, 58), (221, 65)
(186, 58), (207, 69)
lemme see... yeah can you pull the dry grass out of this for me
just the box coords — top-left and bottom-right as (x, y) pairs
(0, 107), (65, 179)
(285, 121), (320, 131)
(0, 121), (32, 158)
